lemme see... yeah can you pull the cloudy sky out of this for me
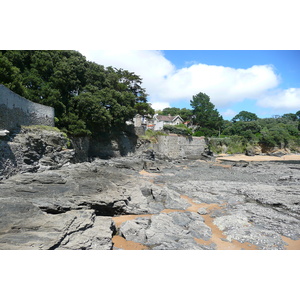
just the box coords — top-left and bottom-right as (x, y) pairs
(79, 50), (300, 120)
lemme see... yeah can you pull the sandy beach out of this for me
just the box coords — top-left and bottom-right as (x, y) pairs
(217, 153), (300, 162)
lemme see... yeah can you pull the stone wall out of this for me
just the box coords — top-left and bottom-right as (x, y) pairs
(72, 132), (207, 161)
(88, 132), (139, 159)
(0, 85), (55, 131)
(153, 134), (207, 159)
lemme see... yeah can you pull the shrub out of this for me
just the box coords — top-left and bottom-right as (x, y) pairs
(163, 124), (193, 136)
(208, 135), (247, 154)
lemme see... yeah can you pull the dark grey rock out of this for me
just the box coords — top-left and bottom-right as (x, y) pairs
(0, 127), (73, 179)
(0, 198), (115, 250)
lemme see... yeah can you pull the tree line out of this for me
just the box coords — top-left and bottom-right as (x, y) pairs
(0, 50), (154, 136)
(157, 92), (300, 150)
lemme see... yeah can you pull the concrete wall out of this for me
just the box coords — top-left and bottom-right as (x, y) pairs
(0, 85), (55, 131)
(72, 133), (207, 161)
(153, 134), (207, 159)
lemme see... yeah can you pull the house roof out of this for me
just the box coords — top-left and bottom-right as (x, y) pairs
(155, 115), (184, 122)
(156, 115), (174, 122)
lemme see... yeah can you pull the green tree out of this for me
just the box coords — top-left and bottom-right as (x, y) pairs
(259, 125), (291, 148)
(281, 113), (298, 122)
(179, 108), (194, 122)
(161, 107), (181, 116)
(222, 121), (261, 139)
(160, 107), (193, 122)
(0, 50), (150, 136)
(134, 102), (155, 117)
(0, 53), (26, 95)
(296, 111), (300, 131)
(232, 110), (258, 122)
(190, 92), (223, 136)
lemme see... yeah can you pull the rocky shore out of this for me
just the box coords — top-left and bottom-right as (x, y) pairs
(1, 150), (299, 250)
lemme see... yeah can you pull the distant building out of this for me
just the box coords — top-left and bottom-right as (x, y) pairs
(153, 114), (184, 130)
(128, 113), (184, 132)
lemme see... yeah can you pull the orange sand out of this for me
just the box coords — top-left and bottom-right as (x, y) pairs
(217, 154), (300, 162)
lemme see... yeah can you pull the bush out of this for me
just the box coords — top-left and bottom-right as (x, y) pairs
(193, 127), (218, 137)
(208, 135), (247, 154)
(163, 124), (192, 136)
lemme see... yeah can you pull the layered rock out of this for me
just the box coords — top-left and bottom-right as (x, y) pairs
(0, 126), (74, 180)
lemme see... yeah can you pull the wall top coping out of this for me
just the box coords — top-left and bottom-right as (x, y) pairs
(0, 84), (54, 112)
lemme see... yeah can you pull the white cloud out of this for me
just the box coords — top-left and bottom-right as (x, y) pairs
(150, 102), (170, 111)
(221, 109), (237, 118)
(80, 50), (281, 110)
(80, 50), (175, 96)
(257, 88), (300, 110)
(160, 64), (279, 107)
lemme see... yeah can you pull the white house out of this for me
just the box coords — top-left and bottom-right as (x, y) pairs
(153, 114), (184, 130)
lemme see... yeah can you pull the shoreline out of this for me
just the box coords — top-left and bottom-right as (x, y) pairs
(216, 153), (300, 162)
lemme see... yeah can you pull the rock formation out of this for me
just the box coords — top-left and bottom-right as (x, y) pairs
(0, 126), (74, 180)
(0, 127), (299, 250)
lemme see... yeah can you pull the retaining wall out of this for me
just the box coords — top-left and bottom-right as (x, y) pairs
(153, 134), (207, 159)
(0, 84), (55, 131)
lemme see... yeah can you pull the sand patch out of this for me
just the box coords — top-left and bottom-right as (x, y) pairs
(139, 170), (160, 177)
(282, 236), (300, 250)
(217, 154), (300, 162)
(112, 214), (152, 228)
(112, 235), (148, 250)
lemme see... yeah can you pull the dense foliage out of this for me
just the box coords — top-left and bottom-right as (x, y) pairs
(0, 50), (152, 136)
(163, 124), (193, 136)
(231, 110), (258, 122)
(211, 112), (300, 153)
(190, 92), (224, 136)
(157, 107), (193, 121)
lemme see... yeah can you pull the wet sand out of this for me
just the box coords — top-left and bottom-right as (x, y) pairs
(217, 153), (300, 162)
(112, 214), (152, 228)
(112, 235), (149, 250)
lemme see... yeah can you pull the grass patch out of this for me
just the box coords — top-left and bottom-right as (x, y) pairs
(139, 130), (167, 143)
(21, 125), (71, 148)
(21, 125), (62, 133)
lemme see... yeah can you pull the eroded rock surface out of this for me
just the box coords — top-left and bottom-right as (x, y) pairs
(0, 126), (74, 180)
(119, 212), (213, 250)
(1, 155), (300, 250)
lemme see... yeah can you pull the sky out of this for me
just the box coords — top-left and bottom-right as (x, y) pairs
(79, 50), (300, 120)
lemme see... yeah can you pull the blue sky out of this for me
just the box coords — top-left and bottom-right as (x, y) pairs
(80, 50), (300, 120)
